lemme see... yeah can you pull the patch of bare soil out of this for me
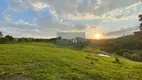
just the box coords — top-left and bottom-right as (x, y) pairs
(0, 75), (33, 80)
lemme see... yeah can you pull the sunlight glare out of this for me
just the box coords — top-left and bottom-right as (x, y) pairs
(95, 33), (101, 39)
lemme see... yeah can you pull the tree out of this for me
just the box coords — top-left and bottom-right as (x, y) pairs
(5, 35), (14, 41)
(139, 15), (142, 21)
(138, 14), (142, 31)
(0, 31), (3, 37)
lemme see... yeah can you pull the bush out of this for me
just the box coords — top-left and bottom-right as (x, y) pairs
(131, 54), (141, 61)
(115, 58), (120, 63)
(117, 49), (133, 56)
(123, 52), (132, 59)
(0, 37), (8, 44)
(74, 41), (88, 49)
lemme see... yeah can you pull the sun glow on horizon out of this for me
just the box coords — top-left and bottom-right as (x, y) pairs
(94, 33), (101, 39)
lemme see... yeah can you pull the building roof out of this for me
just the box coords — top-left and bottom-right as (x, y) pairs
(57, 32), (85, 39)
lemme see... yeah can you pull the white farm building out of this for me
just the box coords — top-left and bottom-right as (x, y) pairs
(57, 32), (86, 44)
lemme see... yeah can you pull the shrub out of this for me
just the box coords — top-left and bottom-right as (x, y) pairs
(74, 41), (88, 49)
(131, 54), (141, 61)
(115, 58), (120, 63)
(0, 37), (8, 44)
(117, 49), (133, 56)
(123, 52), (132, 59)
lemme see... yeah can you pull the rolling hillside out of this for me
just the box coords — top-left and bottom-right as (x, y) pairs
(0, 42), (142, 80)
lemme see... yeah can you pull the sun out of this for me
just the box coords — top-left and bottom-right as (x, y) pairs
(95, 33), (101, 39)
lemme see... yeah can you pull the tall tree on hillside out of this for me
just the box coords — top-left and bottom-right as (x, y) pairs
(5, 35), (14, 41)
(138, 14), (142, 31)
(0, 31), (3, 37)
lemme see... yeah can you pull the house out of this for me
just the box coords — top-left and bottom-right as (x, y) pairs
(56, 32), (85, 44)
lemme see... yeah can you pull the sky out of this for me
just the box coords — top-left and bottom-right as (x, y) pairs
(0, 0), (142, 39)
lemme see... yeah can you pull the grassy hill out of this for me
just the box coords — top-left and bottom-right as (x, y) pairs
(0, 42), (142, 80)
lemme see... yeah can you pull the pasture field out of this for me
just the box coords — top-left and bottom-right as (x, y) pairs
(0, 42), (142, 80)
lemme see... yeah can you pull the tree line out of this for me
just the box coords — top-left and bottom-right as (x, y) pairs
(0, 35), (57, 44)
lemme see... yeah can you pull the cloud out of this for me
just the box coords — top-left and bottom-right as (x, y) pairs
(70, 24), (99, 31)
(8, 0), (28, 12)
(0, 20), (37, 30)
(35, 16), (72, 31)
(35, 15), (101, 31)
(8, 0), (141, 20)
(0, 19), (40, 37)
(46, 0), (140, 20)
(0, 14), (97, 38)
(105, 26), (139, 37)
(103, 2), (142, 20)
(0, 0), (141, 38)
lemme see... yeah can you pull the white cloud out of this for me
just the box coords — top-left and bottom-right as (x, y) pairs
(103, 1), (142, 20)
(44, 0), (140, 20)
(0, 19), (39, 37)
(105, 26), (139, 37)
(8, 0), (28, 12)
(1, 0), (141, 38)
(8, 0), (141, 20)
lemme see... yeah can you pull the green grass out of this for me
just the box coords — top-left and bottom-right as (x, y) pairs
(0, 42), (142, 80)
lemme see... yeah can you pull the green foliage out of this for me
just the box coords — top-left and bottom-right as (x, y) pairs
(117, 49), (133, 56)
(115, 58), (120, 63)
(5, 35), (14, 41)
(116, 49), (142, 61)
(131, 54), (141, 61)
(139, 14), (142, 21)
(0, 34), (141, 62)
(139, 14), (142, 31)
(0, 31), (3, 36)
(0, 35), (57, 44)
(87, 35), (142, 62)
(0, 35), (15, 44)
(0, 42), (142, 80)
(0, 37), (7, 44)
(74, 41), (88, 49)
